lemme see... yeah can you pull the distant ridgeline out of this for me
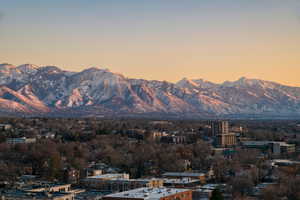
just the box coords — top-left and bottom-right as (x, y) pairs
(1, 63), (300, 118)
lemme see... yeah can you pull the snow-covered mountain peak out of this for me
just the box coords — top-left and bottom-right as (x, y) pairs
(236, 77), (261, 85)
(192, 79), (218, 89)
(17, 64), (39, 74)
(82, 67), (111, 73)
(176, 78), (217, 89)
(38, 66), (64, 74)
(222, 77), (278, 89)
(1, 63), (300, 117)
(0, 63), (16, 71)
(223, 77), (257, 86)
(79, 67), (125, 80)
(176, 78), (199, 88)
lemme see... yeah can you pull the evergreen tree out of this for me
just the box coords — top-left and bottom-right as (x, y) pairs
(210, 188), (224, 200)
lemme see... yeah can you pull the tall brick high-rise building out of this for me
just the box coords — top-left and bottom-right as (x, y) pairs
(210, 121), (236, 147)
(210, 121), (229, 136)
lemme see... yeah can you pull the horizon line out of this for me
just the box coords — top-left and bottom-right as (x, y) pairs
(1, 62), (299, 87)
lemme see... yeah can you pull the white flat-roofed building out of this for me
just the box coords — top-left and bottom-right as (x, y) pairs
(163, 172), (205, 178)
(6, 137), (36, 145)
(86, 173), (129, 180)
(81, 177), (163, 192)
(22, 183), (71, 193)
(162, 172), (206, 183)
(271, 159), (300, 167)
(162, 178), (198, 184)
(162, 178), (200, 188)
(102, 187), (192, 200)
(241, 141), (271, 147)
(193, 184), (226, 200)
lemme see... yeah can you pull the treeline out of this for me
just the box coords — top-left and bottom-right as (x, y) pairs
(0, 134), (212, 181)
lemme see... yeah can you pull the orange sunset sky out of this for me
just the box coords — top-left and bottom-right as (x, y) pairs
(0, 0), (299, 86)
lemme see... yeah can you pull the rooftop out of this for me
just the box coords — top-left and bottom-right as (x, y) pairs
(271, 159), (300, 165)
(200, 184), (226, 190)
(75, 190), (108, 200)
(1, 190), (73, 199)
(104, 187), (190, 199)
(163, 172), (205, 177)
(21, 182), (70, 191)
(162, 178), (200, 184)
(86, 173), (129, 180)
(242, 141), (293, 146)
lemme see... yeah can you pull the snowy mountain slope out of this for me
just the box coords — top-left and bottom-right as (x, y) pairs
(0, 85), (49, 113)
(0, 98), (31, 113)
(0, 63), (300, 117)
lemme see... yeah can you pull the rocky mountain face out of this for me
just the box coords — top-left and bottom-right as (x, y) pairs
(0, 63), (300, 118)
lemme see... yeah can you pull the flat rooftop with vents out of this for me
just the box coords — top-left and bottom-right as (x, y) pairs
(102, 187), (192, 200)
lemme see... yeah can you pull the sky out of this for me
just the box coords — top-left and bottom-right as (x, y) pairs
(0, 0), (300, 86)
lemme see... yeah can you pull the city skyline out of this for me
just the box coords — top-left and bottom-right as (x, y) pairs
(1, 0), (300, 86)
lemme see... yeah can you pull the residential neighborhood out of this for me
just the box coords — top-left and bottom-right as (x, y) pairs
(0, 118), (299, 199)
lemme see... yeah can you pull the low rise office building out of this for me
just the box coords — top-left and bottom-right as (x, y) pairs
(82, 176), (163, 192)
(0, 190), (74, 200)
(102, 187), (192, 200)
(6, 137), (36, 145)
(84, 173), (129, 181)
(162, 178), (200, 188)
(241, 141), (296, 155)
(162, 172), (206, 184)
(22, 183), (71, 193)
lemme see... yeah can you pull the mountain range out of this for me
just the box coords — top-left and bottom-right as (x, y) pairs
(1, 63), (300, 118)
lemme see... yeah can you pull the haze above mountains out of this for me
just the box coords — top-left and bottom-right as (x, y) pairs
(1, 63), (300, 118)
